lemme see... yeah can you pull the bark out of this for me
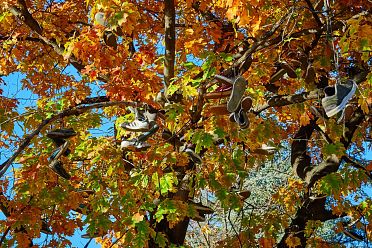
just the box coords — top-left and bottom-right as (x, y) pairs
(163, 0), (175, 87)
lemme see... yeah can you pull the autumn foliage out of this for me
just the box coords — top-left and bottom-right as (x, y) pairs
(0, 0), (372, 247)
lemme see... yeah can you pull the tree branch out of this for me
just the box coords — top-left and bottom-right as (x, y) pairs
(163, 0), (176, 87)
(304, 0), (323, 26)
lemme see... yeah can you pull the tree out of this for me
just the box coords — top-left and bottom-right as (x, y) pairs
(0, 0), (371, 247)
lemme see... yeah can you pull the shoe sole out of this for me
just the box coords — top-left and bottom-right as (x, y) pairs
(324, 82), (356, 117)
(241, 97), (253, 112)
(227, 77), (248, 112)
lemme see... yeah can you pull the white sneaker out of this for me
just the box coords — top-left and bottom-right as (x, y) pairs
(121, 139), (150, 151)
(121, 119), (150, 132)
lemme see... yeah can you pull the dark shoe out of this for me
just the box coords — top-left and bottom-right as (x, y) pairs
(49, 160), (71, 180)
(47, 128), (76, 139)
(189, 200), (214, 222)
(238, 190), (251, 200)
(227, 76), (248, 113)
(49, 141), (69, 161)
(269, 68), (286, 84)
(321, 80), (357, 117)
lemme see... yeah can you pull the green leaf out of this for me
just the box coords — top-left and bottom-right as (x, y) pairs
(191, 130), (214, 153)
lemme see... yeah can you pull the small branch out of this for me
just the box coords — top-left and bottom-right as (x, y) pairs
(342, 155), (372, 181)
(0, 100), (144, 178)
(163, 0), (176, 87)
(0, 226), (11, 246)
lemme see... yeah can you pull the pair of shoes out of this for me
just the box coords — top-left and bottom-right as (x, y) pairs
(321, 79), (357, 118)
(229, 97), (252, 129)
(121, 107), (157, 132)
(47, 128), (76, 179)
(121, 123), (159, 151)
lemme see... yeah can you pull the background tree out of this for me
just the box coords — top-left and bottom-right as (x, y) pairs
(0, 0), (371, 247)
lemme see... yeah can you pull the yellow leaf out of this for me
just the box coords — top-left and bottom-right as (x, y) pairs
(132, 212), (144, 224)
(359, 98), (369, 114)
(286, 235), (301, 248)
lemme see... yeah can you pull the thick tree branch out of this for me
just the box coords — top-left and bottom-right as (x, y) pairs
(163, 0), (176, 87)
(253, 89), (323, 114)
(0, 100), (143, 178)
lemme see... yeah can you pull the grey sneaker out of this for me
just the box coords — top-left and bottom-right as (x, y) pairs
(227, 76), (248, 113)
(321, 80), (357, 117)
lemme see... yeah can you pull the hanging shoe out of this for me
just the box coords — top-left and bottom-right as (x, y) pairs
(227, 76), (248, 113)
(189, 200), (214, 222)
(234, 109), (249, 129)
(121, 118), (150, 132)
(321, 79), (357, 118)
(48, 160), (71, 180)
(184, 148), (202, 164)
(121, 139), (151, 151)
(238, 190), (251, 200)
(47, 128), (76, 139)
